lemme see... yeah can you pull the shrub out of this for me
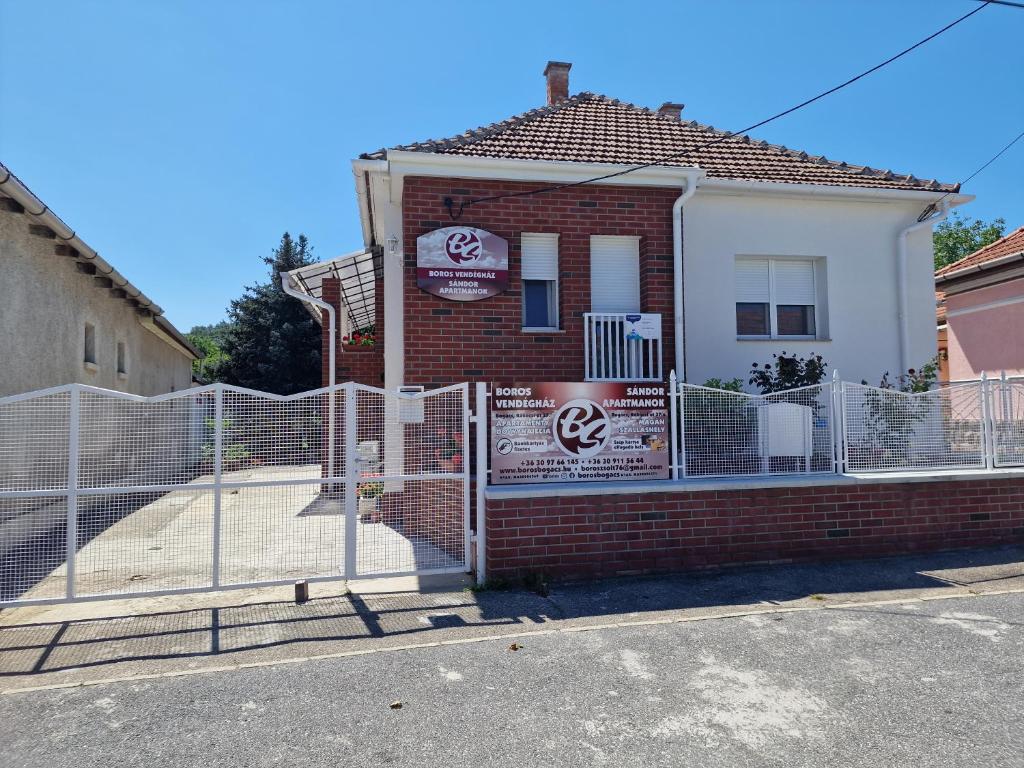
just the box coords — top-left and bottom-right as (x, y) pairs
(702, 378), (744, 392)
(749, 352), (827, 394)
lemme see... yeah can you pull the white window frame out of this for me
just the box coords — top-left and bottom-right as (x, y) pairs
(521, 233), (560, 332)
(736, 257), (820, 341)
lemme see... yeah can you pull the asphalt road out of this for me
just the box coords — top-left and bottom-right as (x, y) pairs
(3, 590), (1022, 767)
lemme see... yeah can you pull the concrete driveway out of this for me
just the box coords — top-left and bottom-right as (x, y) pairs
(2, 546), (1024, 766)
(15, 464), (461, 602)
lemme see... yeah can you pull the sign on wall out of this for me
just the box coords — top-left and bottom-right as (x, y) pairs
(624, 313), (662, 341)
(490, 382), (670, 484)
(416, 226), (509, 301)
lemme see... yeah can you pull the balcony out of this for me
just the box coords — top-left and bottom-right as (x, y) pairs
(584, 312), (663, 382)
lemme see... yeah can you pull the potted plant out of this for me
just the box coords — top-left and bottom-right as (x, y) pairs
(357, 480), (384, 522)
(434, 428), (463, 473)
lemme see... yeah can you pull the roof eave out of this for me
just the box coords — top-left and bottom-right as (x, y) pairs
(936, 251), (1024, 284)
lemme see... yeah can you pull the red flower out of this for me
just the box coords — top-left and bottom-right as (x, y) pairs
(452, 432), (463, 444)
(451, 453), (463, 468)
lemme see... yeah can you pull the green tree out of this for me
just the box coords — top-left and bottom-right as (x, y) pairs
(934, 213), (1005, 271)
(218, 233), (322, 394)
(186, 321), (234, 384)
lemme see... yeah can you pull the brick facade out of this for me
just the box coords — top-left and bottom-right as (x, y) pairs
(401, 176), (681, 387)
(321, 277), (384, 387)
(486, 478), (1024, 580)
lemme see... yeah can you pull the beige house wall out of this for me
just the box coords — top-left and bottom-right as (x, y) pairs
(0, 205), (193, 398)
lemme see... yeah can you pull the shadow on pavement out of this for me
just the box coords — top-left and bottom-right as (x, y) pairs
(1, 544), (1023, 681)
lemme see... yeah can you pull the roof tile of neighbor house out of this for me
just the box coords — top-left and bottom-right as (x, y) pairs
(935, 226), (1024, 277)
(363, 92), (958, 192)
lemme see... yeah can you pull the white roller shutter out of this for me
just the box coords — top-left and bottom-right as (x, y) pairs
(521, 233), (559, 280)
(735, 259), (770, 302)
(774, 260), (816, 305)
(590, 235), (640, 312)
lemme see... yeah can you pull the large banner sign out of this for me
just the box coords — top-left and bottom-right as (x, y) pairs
(416, 226), (508, 301)
(490, 382), (670, 484)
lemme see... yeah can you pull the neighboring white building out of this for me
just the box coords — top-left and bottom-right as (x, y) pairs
(0, 163), (197, 397)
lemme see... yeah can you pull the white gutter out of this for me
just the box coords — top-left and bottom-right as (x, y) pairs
(281, 271), (337, 479)
(898, 199), (950, 375)
(351, 159), (388, 248)
(672, 170), (705, 382)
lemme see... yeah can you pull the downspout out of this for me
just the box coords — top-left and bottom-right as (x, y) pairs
(281, 272), (337, 480)
(672, 170), (704, 382)
(897, 199), (949, 375)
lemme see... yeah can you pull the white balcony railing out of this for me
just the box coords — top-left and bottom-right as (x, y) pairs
(584, 312), (663, 382)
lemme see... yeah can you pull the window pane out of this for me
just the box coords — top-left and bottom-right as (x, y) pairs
(777, 305), (815, 336)
(524, 280), (553, 328)
(736, 302), (769, 335)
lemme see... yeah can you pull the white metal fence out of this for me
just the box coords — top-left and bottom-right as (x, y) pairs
(0, 381), (470, 607)
(669, 372), (1024, 478)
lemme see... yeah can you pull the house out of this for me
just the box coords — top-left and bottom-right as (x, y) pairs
(286, 61), (971, 391)
(0, 162), (197, 397)
(936, 226), (1024, 381)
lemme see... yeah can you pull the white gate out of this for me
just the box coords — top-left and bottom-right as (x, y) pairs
(0, 381), (471, 607)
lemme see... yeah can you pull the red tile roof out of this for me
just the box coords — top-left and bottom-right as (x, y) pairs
(364, 92), (957, 193)
(935, 226), (1024, 277)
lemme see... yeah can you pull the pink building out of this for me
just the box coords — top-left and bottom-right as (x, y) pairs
(936, 226), (1024, 380)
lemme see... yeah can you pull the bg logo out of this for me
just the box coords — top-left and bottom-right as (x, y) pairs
(552, 399), (611, 458)
(443, 230), (482, 264)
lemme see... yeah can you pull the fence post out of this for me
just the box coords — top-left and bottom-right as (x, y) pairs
(212, 384), (223, 589)
(462, 384), (471, 572)
(344, 382), (358, 580)
(474, 382), (488, 586)
(831, 370), (842, 475)
(980, 372), (996, 470)
(669, 370), (680, 480)
(839, 378), (850, 475)
(65, 385), (80, 601)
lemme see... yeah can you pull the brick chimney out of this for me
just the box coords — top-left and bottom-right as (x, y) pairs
(543, 61), (572, 105)
(658, 102), (684, 120)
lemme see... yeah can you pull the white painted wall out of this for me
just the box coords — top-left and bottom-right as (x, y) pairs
(682, 191), (938, 389)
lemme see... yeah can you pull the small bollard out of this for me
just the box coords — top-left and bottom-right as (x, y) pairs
(294, 580), (309, 604)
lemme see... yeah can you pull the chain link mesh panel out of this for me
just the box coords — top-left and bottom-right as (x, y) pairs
(679, 384), (834, 477)
(354, 386), (467, 576)
(993, 381), (1024, 467)
(74, 489), (215, 597)
(78, 390), (210, 489)
(0, 391), (70, 492)
(843, 382), (985, 472)
(221, 389), (333, 478)
(217, 482), (345, 585)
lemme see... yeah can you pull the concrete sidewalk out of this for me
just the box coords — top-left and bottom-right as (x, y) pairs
(3, 544), (1024, 694)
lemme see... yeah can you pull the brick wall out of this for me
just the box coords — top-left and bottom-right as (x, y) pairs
(486, 478), (1024, 579)
(402, 176), (680, 386)
(321, 277), (384, 386)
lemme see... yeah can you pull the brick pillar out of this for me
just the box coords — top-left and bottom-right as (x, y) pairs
(321, 277), (343, 387)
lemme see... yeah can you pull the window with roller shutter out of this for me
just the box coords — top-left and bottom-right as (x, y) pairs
(590, 235), (641, 313)
(735, 258), (820, 338)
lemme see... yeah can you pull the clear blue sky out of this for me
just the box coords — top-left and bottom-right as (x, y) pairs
(1, 0), (1021, 331)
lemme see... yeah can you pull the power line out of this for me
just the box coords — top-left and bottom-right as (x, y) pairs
(447, 1), (990, 219)
(920, 127), (1024, 220)
(974, 0), (1024, 9)
(959, 128), (1024, 188)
